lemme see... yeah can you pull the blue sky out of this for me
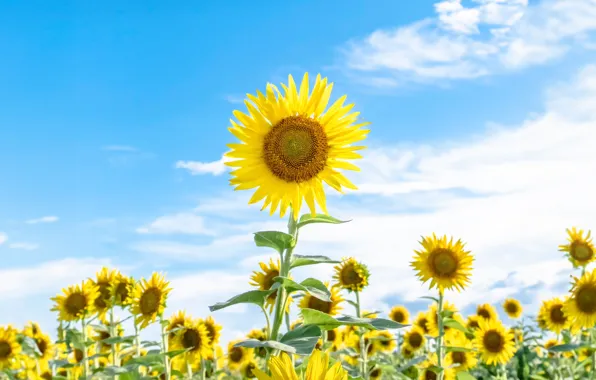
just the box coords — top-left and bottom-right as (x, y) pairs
(1, 0), (596, 344)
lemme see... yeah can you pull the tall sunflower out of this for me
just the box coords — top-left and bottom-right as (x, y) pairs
(93, 321), (124, 353)
(540, 297), (570, 334)
(418, 354), (455, 380)
(203, 316), (223, 346)
(227, 340), (254, 371)
(564, 269), (596, 328)
(502, 298), (522, 319)
(172, 318), (211, 362)
(299, 281), (343, 316)
(411, 233), (473, 293)
(0, 326), (21, 370)
(403, 326), (426, 352)
(249, 259), (292, 312)
(225, 73), (370, 220)
(130, 273), (172, 329)
(91, 267), (117, 322)
(109, 272), (134, 307)
(476, 303), (498, 322)
(559, 227), (595, 267)
(31, 332), (54, 362)
(332, 257), (370, 292)
(253, 350), (347, 380)
(474, 319), (515, 366)
(166, 310), (190, 343)
(51, 280), (99, 321)
(389, 305), (410, 325)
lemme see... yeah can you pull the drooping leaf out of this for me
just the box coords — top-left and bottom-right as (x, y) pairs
(419, 296), (439, 303)
(301, 309), (374, 330)
(254, 231), (295, 254)
(101, 335), (136, 345)
(547, 343), (581, 352)
(208, 290), (273, 312)
(290, 255), (340, 269)
(368, 318), (408, 330)
(442, 318), (470, 334)
(279, 324), (322, 355)
(297, 214), (350, 229)
(234, 339), (296, 354)
(274, 277), (331, 302)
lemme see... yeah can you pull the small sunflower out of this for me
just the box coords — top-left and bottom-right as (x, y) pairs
(502, 298), (523, 319)
(253, 350), (347, 380)
(332, 257), (370, 292)
(0, 326), (21, 369)
(418, 354), (455, 380)
(389, 305), (410, 325)
(413, 312), (431, 335)
(109, 272), (134, 307)
(172, 318), (211, 362)
(476, 303), (498, 322)
(299, 281), (343, 316)
(93, 322), (124, 353)
(51, 280), (99, 321)
(250, 259), (292, 313)
(370, 367), (383, 380)
(242, 360), (259, 379)
(536, 313), (547, 330)
(564, 269), (596, 328)
(375, 330), (397, 353)
(474, 319), (515, 366)
(326, 328), (342, 351)
(411, 233), (473, 293)
(543, 339), (559, 358)
(509, 327), (523, 345)
(559, 227), (595, 267)
(445, 335), (478, 372)
(130, 273), (172, 329)
(90, 267), (118, 321)
(401, 344), (415, 359)
(22, 322), (42, 337)
(203, 316), (223, 346)
(403, 326), (426, 352)
(225, 73), (370, 220)
(227, 340), (254, 371)
(426, 301), (460, 338)
(31, 332), (54, 361)
(247, 328), (268, 358)
(541, 297), (570, 334)
(166, 310), (190, 344)
(466, 315), (480, 330)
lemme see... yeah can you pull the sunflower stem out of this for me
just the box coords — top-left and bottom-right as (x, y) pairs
(260, 306), (271, 340)
(134, 321), (142, 375)
(186, 358), (192, 379)
(436, 291), (444, 380)
(355, 291), (369, 380)
(591, 328), (595, 380)
(81, 318), (89, 379)
(160, 317), (171, 380)
(200, 357), (206, 380)
(269, 210), (299, 342)
(109, 306), (117, 368)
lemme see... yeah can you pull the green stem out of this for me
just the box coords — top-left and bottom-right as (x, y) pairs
(591, 328), (595, 380)
(134, 322), (142, 375)
(81, 318), (89, 379)
(109, 307), (117, 367)
(160, 318), (171, 380)
(212, 346), (218, 374)
(186, 357), (192, 379)
(355, 291), (368, 380)
(436, 292), (444, 380)
(269, 211), (298, 342)
(285, 312), (291, 333)
(260, 306), (271, 340)
(200, 357), (206, 380)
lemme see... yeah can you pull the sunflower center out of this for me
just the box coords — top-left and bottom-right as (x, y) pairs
(115, 282), (130, 302)
(327, 329), (336, 342)
(391, 311), (405, 323)
(483, 330), (504, 353)
(262, 116), (329, 183)
(182, 329), (202, 350)
(370, 368), (381, 378)
(65, 292), (87, 316)
(340, 265), (363, 286)
(95, 282), (111, 309)
(550, 305), (567, 323)
(308, 296), (333, 314)
(430, 249), (458, 276)
(229, 347), (244, 363)
(41, 372), (52, 380)
(451, 351), (466, 364)
(244, 362), (256, 378)
(576, 285), (596, 313)
(505, 303), (519, 314)
(139, 287), (161, 315)
(408, 332), (423, 349)
(424, 369), (438, 380)
(205, 324), (216, 342)
(263, 270), (279, 290)
(417, 319), (429, 333)
(36, 338), (48, 355)
(468, 319), (479, 329)
(74, 349), (84, 362)
(477, 309), (491, 320)
(571, 242), (593, 261)
(0, 342), (11, 359)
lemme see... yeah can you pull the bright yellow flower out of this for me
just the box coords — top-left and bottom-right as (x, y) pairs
(250, 259), (292, 312)
(426, 301), (460, 338)
(445, 334), (478, 372)
(90, 267), (118, 322)
(559, 227), (595, 267)
(564, 268), (596, 328)
(247, 328), (268, 358)
(540, 297), (570, 334)
(225, 72), (369, 220)
(253, 349), (348, 380)
(375, 330), (397, 353)
(130, 273), (172, 329)
(474, 318), (515, 366)
(0, 326), (21, 370)
(299, 281), (343, 316)
(411, 234), (473, 292)
(203, 315), (223, 346)
(166, 310), (191, 344)
(333, 257), (370, 292)
(466, 315), (480, 330)
(51, 280), (99, 321)
(389, 305), (410, 325)
(172, 318), (211, 362)
(403, 326), (426, 352)
(502, 298), (523, 319)
(413, 312), (431, 335)
(476, 303), (498, 322)
(418, 353), (455, 380)
(227, 340), (254, 371)
(109, 272), (134, 307)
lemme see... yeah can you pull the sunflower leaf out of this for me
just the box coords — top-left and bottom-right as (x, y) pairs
(297, 214), (350, 228)
(442, 318), (470, 334)
(208, 290), (273, 312)
(273, 277), (331, 302)
(301, 309), (374, 330)
(279, 324), (322, 355)
(65, 328), (85, 351)
(19, 335), (42, 357)
(456, 372), (477, 380)
(165, 348), (191, 358)
(101, 335), (136, 345)
(548, 343), (581, 352)
(254, 231), (295, 254)
(368, 318), (409, 330)
(397, 356), (426, 371)
(234, 339), (297, 354)
(419, 296), (439, 303)
(290, 254), (340, 269)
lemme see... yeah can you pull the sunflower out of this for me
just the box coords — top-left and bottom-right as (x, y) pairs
(203, 316), (223, 346)
(0, 326), (21, 369)
(227, 340), (254, 371)
(109, 272), (134, 307)
(324, 328), (342, 351)
(130, 273), (172, 329)
(225, 73), (369, 220)
(445, 335), (478, 372)
(426, 301), (460, 338)
(389, 305), (410, 325)
(466, 315), (480, 330)
(370, 366), (383, 380)
(559, 227), (595, 267)
(476, 303), (498, 322)
(474, 319), (515, 366)
(242, 360), (259, 379)
(502, 298), (522, 319)
(94, 322), (124, 353)
(403, 326), (426, 352)
(411, 234), (473, 293)
(540, 297), (570, 334)
(418, 354), (455, 380)
(299, 281), (343, 316)
(23, 322), (42, 338)
(375, 330), (397, 353)
(247, 328), (268, 358)
(352, 331), (380, 357)
(564, 269), (596, 328)
(31, 332), (54, 361)
(51, 280), (99, 321)
(91, 267), (117, 321)
(332, 257), (370, 292)
(414, 312), (431, 335)
(401, 344), (415, 359)
(172, 318), (211, 362)
(253, 349), (347, 380)
(543, 339), (560, 358)
(250, 259), (293, 313)
(166, 310), (190, 343)
(536, 313), (547, 330)
(509, 327), (523, 345)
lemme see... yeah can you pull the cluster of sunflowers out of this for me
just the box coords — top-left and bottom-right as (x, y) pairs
(1, 73), (595, 379)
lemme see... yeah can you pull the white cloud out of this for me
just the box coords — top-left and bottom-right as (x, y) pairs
(102, 145), (138, 152)
(175, 155), (231, 176)
(136, 213), (216, 235)
(8, 242), (39, 250)
(0, 233), (7, 245)
(25, 216), (59, 224)
(342, 0), (596, 84)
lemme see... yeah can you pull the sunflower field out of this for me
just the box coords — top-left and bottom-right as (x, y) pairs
(2, 73), (596, 380)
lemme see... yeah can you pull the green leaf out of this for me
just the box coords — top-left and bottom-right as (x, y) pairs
(367, 318), (409, 330)
(419, 296), (439, 303)
(90, 324), (110, 333)
(165, 348), (191, 358)
(456, 372), (476, 380)
(118, 372), (141, 380)
(274, 277), (331, 302)
(444, 346), (475, 353)
(427, 365), (443, 374)
(442, 318), (470, 334)
(440, 310), (455, 318)
(290, 254), (340, 269)
(397, 356), (425, 371)
(297, 214), (350, 228)
(254, 231), (295, 254)
(234, 339), (296, 354)
(102, 335), (136, 345)
(279, 324), (322, 355)
(19, 336), (42, 357)
(126, 354), (163, 366)
(141, 340), (161, 347)
(101, 366), (131, 375)
(208, 290), (273, 312)
(301, 309), (374, 330)
(65, 329), (85, 350)
(548, 343), (581, 352)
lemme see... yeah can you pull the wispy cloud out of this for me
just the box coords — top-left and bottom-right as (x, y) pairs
(0, 233), (7, 245)
(102, 145), (138, 152)
(26, 216), (59, 224)
(175, 155), (231, 176)
(136, 213), (217, 236)
(8, 242), (39, 250)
